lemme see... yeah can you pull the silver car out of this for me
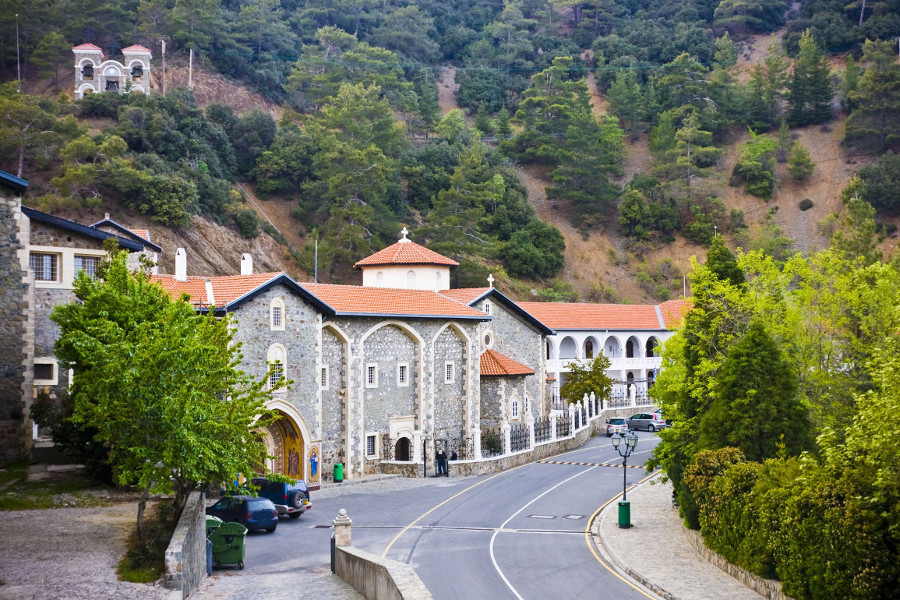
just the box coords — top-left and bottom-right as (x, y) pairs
(627, 412), (668, 432)
(606, 418), (629, 437)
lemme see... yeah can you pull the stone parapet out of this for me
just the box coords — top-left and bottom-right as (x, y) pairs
(164, 492), (207, 598)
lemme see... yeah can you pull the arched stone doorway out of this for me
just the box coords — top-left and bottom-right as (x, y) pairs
(395, 437), (411, 461)
(256, 409), (306, 480)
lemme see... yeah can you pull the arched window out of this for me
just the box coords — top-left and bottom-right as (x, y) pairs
(560, 337), (577, 359)
(483, 330), (494, 349)
(82, 64), (94, 79)
(270, 298), (285, 331)
(406, 270), (416, 286)
(511, 398), (520, 419)
(267, 345), (286, 391)
(585, 340), (594, 359)
(524, 395), (530, 415)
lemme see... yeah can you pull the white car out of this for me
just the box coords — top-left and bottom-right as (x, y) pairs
(606, 418), (629, 437)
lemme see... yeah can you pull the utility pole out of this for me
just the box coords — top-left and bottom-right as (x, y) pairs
(160, 40), (166, 96)
(15, 14), (21, 92)
(188, 48), (193, 90)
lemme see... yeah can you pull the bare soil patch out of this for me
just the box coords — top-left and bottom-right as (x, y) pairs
(438, 67), (462, 116)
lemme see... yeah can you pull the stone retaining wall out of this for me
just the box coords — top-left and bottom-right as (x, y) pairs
(164, 491), (206, 598)
(681, 526), (792, 600)
(335, 546), (432, 600)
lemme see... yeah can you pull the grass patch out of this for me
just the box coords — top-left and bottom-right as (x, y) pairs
(0, 461), (110, 510)
(117, 499), (178, 584)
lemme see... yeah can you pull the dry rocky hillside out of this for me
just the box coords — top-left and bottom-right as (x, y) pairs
(33, 42), (892, 298)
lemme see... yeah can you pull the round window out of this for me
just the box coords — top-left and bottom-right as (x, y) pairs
(483, 332), (493, 348)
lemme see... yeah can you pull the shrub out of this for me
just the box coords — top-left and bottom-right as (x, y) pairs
(233, 208), (260, 238)
(799, 199), (813, 211)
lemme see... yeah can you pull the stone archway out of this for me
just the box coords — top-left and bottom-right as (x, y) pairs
(256, 409), (306, 480)
(395, 437), (411, 461)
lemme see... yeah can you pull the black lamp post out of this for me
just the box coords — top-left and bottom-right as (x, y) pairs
(611, 431), (638, 528)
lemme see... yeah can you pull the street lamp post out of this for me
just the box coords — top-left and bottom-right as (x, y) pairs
(611, 431), (638, 528)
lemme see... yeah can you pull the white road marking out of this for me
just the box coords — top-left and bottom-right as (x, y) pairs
(489, 466), (599, 600)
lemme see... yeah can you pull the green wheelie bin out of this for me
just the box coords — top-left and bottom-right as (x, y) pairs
(209, 521), (248, 569)
(205, 515), (224, 538)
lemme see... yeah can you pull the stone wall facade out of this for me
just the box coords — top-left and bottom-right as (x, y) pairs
(0, 197), (32, 463)
(164, 491), (207, 598)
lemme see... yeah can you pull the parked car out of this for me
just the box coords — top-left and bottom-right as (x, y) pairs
(606, 418), (629, 437)
(627, 412), (668, 432)
(251, 477), (311, 519)
(655, 409), (673, 427)
(206, 495), (279, 533)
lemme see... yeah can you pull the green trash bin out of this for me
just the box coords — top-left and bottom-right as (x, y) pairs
(205, 515), (223, 538)
(334, 462), (344, 483)
(209, 521), (248, 569)
(618, 501), (632, 529)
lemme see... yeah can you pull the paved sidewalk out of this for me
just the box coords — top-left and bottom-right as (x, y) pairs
(595, 474), (764, 600)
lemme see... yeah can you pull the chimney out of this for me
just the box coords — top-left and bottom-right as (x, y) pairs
(241, 253), (253, 275)
(175, 248), (187, 281)
(104, 212), (110, 220)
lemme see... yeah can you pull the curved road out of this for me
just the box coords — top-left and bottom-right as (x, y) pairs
(197, 432), (662, 600)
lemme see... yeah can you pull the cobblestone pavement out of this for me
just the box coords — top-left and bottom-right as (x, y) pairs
(595, 473), (765, 600)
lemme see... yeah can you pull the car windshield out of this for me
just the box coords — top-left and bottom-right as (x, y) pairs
(248, 500), (271, 510)
(609, 418), (625, 424)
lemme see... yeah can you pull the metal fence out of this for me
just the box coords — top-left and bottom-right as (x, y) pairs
(534, 416), (552, 443)
(480, 427), (504, 458)
(556, 413), (571, 438)
(510, 423), (529, 453)
(448, 435), (474, 461)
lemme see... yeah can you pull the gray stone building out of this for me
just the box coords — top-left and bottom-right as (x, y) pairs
(72, 43), (152, 98)
(152, 236), (552, 487)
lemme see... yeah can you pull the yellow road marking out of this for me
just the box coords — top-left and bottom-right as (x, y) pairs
(583, 471), (660, 599)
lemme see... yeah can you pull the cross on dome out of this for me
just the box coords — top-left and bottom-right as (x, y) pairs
(399, 226), (410, 243)
(487, 274), (494, 288)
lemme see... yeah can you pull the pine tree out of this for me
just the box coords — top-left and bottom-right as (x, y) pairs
(787, 141), (815, 183)
(699, 320), (810, 462)
(607, 70), (643, 138)
(845, 39), (900, 153)
(788, 30), (834, 126)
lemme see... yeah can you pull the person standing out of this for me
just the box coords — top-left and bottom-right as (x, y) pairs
(436, 447), (447, 476)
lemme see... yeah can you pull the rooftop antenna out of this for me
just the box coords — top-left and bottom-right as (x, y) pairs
(15, 14), (21, 92)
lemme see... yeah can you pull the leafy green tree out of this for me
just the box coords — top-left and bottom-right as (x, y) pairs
(30, 32), (70, 86)
(713, 0), (787, 34)
(653, 112), (722, 197)
(845, 39), (900, 153)
(830, 197), (881, 265)
(787, 141), (815, 183)
(840, 53), (861, 113)
(705, 235), (746, 286)
(732, 128), (778, 198)
(51, 249), (277, 537)
(560, 355), (613, 405)
(743, 38), (790, 131)
(700, 320), (811, 461)
(853, 151), (900, 211)
(607, 70), (643, 137)
(231, 109), (277, 176)
(367, 5), (440, 63)
(499, 219), (565, 279)
(0, 84), (67, 178)
(170, 0), (221, 50)
(787, 30), (833, 126)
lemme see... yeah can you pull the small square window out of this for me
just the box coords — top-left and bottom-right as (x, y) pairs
(397, 363), (409, 387)
(366, 364), (378, 388)
(30, 253), (59, 282)
(365, 434), (377, 458)
(74, 255), (101, 278)
(320, 366), (329, 390)
(444, 361), (454, 384)
(33, 359), (58, 385)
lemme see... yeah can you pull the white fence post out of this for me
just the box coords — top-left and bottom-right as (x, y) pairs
(568, 404), (576, 437)
(527, 415), (536, 450)
(502, 424), (511, 455)
(590, 392), (597, 418)
(550, 414), (557, 441)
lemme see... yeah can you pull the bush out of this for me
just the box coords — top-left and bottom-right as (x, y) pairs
(234, 208), (260, 238)
(799, 199), (813, 211)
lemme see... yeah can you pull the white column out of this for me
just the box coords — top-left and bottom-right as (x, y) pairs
(527, 415), (536, 449)
(502, 424), (511, 455)
(568, 404), (576, 437)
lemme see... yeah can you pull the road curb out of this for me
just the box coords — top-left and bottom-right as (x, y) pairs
(591, 472), (682, 600)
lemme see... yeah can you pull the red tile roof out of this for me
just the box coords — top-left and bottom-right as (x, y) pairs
(659, 299), (692, 329)
(517, 300), (690, 330)
(130, 229), (150, 241)
(152, 272), (282, 307)
(480, 349), (535, 377)
(438, 288), (490, 304)
(72, 43), (102, 51)
(122, 45), (152, 53)
(300, 283), (487, 319)
(354, 240), (458, 269)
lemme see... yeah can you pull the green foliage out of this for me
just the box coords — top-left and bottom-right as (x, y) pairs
(560, 355), (614, 405)
(830, 197), (881, 265)
(51, 250), (279, 525)
(499, 220), (565, 279)
(713, 0), (788, 35)
(700, 320), (812, 461)
(233, 208), (260, 238)
(853, 151), (900, 211)
(731, 128), (778, 198)
(787, 141), (815, 182)
(799, 198), (813, 211)
(787, 30), (834, 127)
(845, 40), (900, 154)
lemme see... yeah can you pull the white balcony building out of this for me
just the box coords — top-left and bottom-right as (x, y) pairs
(518, 299), (690, 409)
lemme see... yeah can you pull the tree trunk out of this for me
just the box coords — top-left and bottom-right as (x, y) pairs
(136, 487), (150, 541)
(859, 0), (866, 26)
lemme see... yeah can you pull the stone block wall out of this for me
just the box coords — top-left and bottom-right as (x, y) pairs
(164, 491), (207, 598)
(0, 197), (32, 464)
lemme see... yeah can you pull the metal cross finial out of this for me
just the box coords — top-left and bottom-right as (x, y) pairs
(400, 226), (409, 241)
(487, 274), (494, 288)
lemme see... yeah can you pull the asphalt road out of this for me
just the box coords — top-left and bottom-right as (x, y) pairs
(226, 432), (662, 600)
